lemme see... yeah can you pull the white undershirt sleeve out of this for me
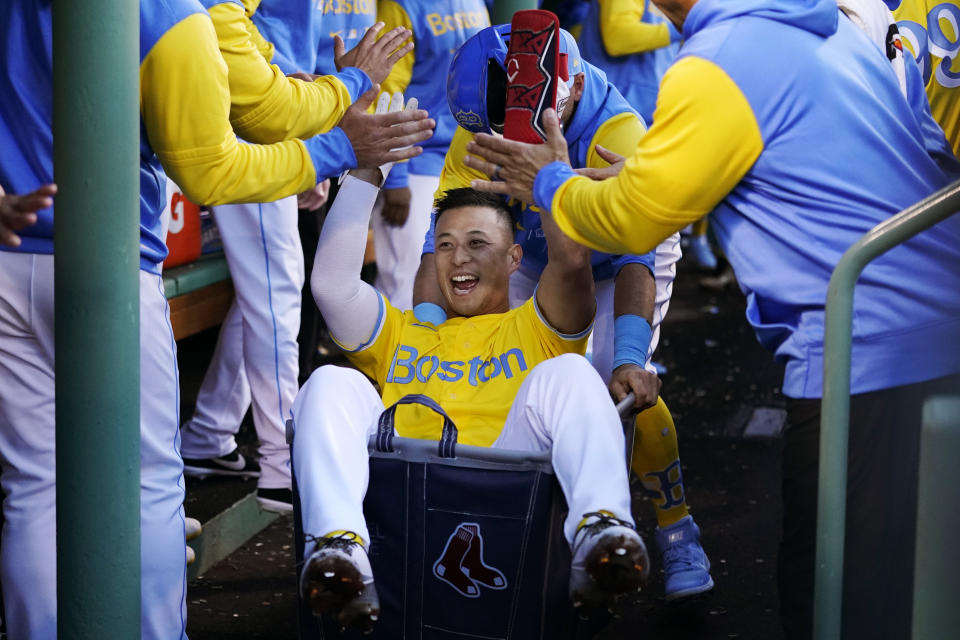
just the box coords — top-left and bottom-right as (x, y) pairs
(310, 174), (385, 350)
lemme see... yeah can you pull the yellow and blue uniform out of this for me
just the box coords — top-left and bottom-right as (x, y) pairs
(578, 0), (681, 125)
(890, 0), (960, 156)
(534, 0), (960, 398)
(378, 0), (490, 190)
(432, 50), (699, 535)
(315, 0), (378, 75)
(343, 296), (590, 446)
(432, 58), (655, 280)
(200, 0), (371, 143)
(2, 0), (355, 273)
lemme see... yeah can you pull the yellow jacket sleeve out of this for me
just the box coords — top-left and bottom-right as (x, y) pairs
(240, 0), (276, 62)
(141, 13), (319, 205)
(598, 0), (674, 57)
(378, 0), (415, 97)
(206, 2), (361, 143)
(585, 111), (647, 169)
(541, 56), (764, 255)
(435, 127), (487, 200)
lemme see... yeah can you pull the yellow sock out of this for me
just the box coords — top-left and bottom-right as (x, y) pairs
(631, 397), (690, 529)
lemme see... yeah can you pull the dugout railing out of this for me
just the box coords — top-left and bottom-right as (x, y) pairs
(815, 178), (960, 640)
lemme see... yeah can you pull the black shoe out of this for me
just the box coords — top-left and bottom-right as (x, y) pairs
(183, 449), (260, 478)
(256, 487), (293, 514)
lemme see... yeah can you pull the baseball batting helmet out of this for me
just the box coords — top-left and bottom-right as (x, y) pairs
(447, 24), (583, 135)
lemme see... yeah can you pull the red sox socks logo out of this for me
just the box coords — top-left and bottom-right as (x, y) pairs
(432, 523), (507, 597)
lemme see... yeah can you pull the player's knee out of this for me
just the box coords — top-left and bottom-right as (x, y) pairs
(294, 365), (365, 414)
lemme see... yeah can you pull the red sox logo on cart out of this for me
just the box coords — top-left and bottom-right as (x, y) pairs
(432, 522), (507, 597)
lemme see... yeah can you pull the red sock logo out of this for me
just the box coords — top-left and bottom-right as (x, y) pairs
(433, 523), (507, 597)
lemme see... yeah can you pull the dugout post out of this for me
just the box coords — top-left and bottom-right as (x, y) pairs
(815, 179), (960, 640)
(493, 0), (537, 25)
(52, 1), (142, 638)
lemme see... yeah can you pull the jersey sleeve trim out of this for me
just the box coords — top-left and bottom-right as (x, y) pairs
(532, 284), (594, 340)
(332, 291), (387, 353)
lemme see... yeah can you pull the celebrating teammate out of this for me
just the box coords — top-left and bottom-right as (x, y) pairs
(291, 113), (649, 631)
(462, 0), (960, 636)
(413, 25), (712, 601)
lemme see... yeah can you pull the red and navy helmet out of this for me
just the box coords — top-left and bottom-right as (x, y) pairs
(447, 24), (582, 135)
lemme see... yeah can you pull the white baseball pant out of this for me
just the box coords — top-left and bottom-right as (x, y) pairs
(0, 251), (188, 640)
(508, 232), (682, 382)
(290, 354), (633, 557)
(372, 173), (439, 310)
(179, 196), (303, 489)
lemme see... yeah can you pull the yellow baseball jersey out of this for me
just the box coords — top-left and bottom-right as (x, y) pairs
(344, 295), (591, 446)
(892, 0), (960, 157)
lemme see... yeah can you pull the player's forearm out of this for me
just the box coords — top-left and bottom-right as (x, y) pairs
(613, 263), (655, 323)
(208, 2), (370, 143)
(311, 174), (383, 349)
(599, 0), (675, 57)
(536, 207), (596, 335)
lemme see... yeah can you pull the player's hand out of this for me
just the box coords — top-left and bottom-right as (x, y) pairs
(381, 187), (411, 227)
(575, 144), (626, 181)
(298, 179), (330, 211)
(334, 23), (414, 86)
(338, 86), (434, 170)
(609, 363), (660, 412)
(464, 108), (570, 205)
(0, 183), (56, 248)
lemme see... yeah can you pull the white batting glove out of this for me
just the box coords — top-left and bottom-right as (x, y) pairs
(378, 91), (418, 181)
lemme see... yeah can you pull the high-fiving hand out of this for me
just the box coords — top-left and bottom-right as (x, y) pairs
(334, 23), (414, 86)
(338, 87), (433, 172)
(348, 91), (422, 188)
(0, 183), (56, 248)
(463, 108), (570, 205)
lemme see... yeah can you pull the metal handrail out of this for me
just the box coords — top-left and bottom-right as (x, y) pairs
(814, 179), (960, 639)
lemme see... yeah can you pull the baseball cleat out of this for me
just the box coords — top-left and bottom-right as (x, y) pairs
(656, 515), (714, 602)
(569, 511), (649, 612)
(183, 448), (260, 479)
(256, 487), (293, 514)
(300, 532), (379, 633)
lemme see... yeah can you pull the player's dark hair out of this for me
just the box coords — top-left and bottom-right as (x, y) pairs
(433, 188), (517, 237)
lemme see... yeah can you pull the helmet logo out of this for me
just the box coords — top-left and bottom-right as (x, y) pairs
(455, 109), (484, 130)
(506, 58), (520, 83)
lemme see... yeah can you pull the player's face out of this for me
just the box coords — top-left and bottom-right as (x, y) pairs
(434, 206), (521, 318)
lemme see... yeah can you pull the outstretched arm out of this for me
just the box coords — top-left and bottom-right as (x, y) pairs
(310, 172), (385, 350)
